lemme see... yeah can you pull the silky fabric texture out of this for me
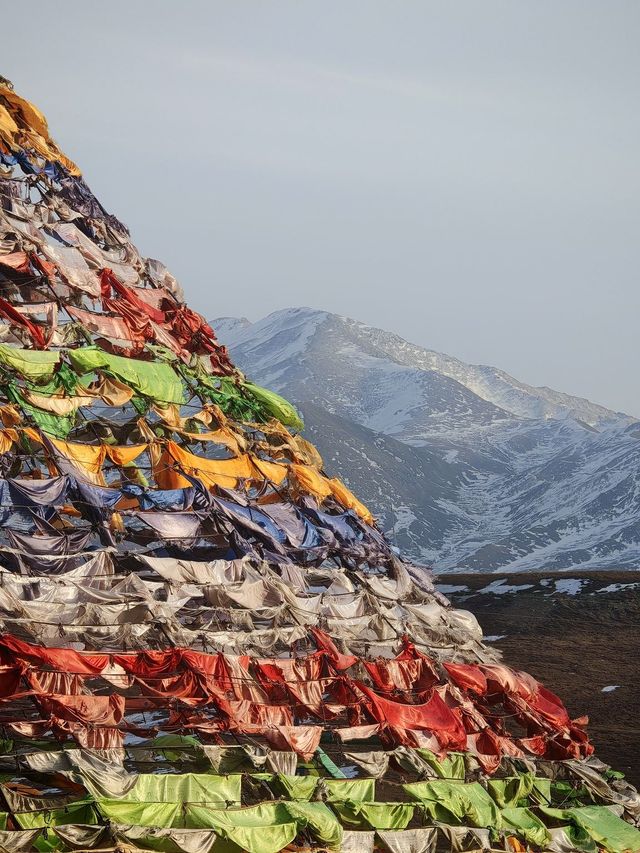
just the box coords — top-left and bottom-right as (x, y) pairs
(0, 73), (636, 853)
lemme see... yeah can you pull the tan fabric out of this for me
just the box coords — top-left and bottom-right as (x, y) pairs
(342, 751), (390, 779)
(177, 426), (245, 456)
(114, 825), (218, 853)
(52, 826), (113, 849)
(291, 434), (323, 468)
(40, 244), (101, 296)
(0, 406), (20, 427)
(25, 748), (132, 798)
(436, 825), (492, 853)
(546, 827), (586, 853)
(52, 222), (140, 284)
(14, 300), (58, 332)
(378, 828), (438, 853)
(155, 402), (247, 454)
(204, 579), (282, 612)
(146, 258), (184, 300)
(27, 375), (134, 413)
(93, 375), (135, 406)
(363, 563), (413, 601)
(21, 387), (95, 415)
(49, 322), (88, 347)
(265, 750), (298, 776)
(0, 829), (41, 852)
(139, 555), (252, 586)
(342, 831), (375, 852)
(564, 758), (640, 820)
(335, 724), (381, 742)
(250, 419), (323, 467)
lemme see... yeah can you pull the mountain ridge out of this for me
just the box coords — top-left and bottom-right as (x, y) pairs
(214, 307), (640, 570)
(215, 308), (632, 430)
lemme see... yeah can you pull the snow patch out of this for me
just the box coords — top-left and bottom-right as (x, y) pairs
(553, 579), (584, 596)
(477, 579), (535, 595)
(436, 584), (469, 594)
(595, 582), (640, 594)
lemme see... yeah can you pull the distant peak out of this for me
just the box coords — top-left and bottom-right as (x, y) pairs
(214, 305), (633, 429)
(261, 306), (334, 323)
(211, 316), (251, 331)
(215, 315), (251, 325)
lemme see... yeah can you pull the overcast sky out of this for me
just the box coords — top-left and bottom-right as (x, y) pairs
(3, 1), (639, 414)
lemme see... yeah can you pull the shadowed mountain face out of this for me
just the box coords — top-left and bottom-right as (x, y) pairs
(215, 308), (640, 570)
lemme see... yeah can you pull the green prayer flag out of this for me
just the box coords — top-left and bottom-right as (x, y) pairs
(0, 345), (60, 381)
(315, 748), (347, 779)
(140, 735), (204, 762)
(323, 778), (375, 803)
(68, 346), (184, 404)
(414, 749), (466, 780)
(403, 780), (501, 828)
(34, 829), (58, 853)
(185, 803), (297, 853)
(14, 800), (97, 829)
(97, 800), (181, 828)
(212, 822), (297, 853)
(487, 774), (541, 808)
(273, 774), (318, 801)
(331, 801), (414, 831)
(111, 773), (241, 807)
(501, 807), (551, 848)
(243, 382), (304, 430)
(541, 805), (640, 853)
(176, 365), (263, 421)
(284, 801), (343, 848)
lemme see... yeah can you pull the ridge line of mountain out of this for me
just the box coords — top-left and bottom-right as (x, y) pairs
(213, 307), (640, 570)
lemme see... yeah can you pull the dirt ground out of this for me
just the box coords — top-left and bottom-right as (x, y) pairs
(435, 570), (640, 786)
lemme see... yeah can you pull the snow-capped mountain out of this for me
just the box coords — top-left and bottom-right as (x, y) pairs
(214, 308), (640, 571)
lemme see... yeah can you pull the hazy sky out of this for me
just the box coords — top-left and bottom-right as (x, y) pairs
(3, 2), (639, 414)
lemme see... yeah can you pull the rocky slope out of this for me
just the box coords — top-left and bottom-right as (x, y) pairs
(214, 308), (640, 570)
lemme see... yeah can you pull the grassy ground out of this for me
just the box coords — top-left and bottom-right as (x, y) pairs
(435, 570), (640, 786)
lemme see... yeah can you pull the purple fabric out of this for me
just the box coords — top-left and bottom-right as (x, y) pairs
(210, 497), (287, 557)
(73, 480), (122, 510)
(7, 529), (94, 573)
(8, 476), (69, 507)
(0, 481), (38, 533)
(123, 484), (195, 512)
(259, 502), (328, 549)
(133, 511), (203, 543)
